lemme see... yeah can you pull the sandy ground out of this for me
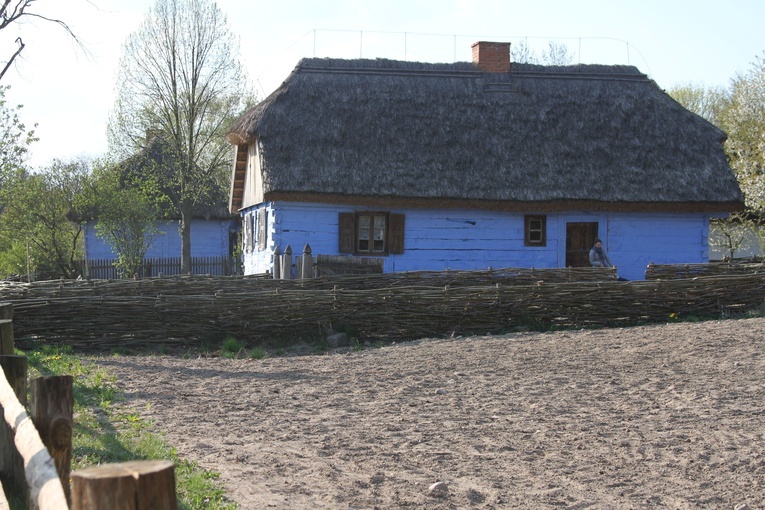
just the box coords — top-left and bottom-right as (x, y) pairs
(96, 318), (765, 509)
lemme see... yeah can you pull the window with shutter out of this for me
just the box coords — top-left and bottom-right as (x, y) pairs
(338, 211), (405, 256)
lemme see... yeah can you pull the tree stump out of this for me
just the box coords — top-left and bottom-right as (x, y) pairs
(71, 460), (177, 510)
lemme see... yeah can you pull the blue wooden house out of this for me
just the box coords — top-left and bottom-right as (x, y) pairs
(226, 41), (743, 281)
(83, 135), (238, 276)
(83, 218), (236, 260)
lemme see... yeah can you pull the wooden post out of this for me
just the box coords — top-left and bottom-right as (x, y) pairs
(0, 354), (68, 510)
(71, 460), (177, 510)
(272, 246), (281, 280)
(301, 244), (313, 280)
(30, 376), (73, 505)
(0, 303), (13, 356)
(0, 355), (27, 497)
(282, 245), (292, 280)
(0, 303), (12, 321)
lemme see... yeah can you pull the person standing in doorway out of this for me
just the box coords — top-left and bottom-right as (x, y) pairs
(589, 239), (612, 268)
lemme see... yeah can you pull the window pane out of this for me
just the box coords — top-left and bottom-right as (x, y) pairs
(373, 216), (386, 240)
(372, 215), (386, 252)
(358, 216), (370, 240)
(524, 215), (546, 247)
(357, 215), (370, 251)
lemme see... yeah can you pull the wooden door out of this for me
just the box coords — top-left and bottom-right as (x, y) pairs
(566, 222), (599, 267)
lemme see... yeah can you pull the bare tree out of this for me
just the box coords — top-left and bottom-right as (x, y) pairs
(108, 0), (248, 273)
(542, 41), (574, 66)
(511, 40), (574, 66)
(511, 39), (538, 64)
(0, 1), (82, 82)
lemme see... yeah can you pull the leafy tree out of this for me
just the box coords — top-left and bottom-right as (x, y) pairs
(92, 164), (162, 278)
(668, 82), (730, 129)
(108, 0), (248, 273)
(669, 55), (765, 259)
(0, 159), (92, 279)
(0, 85), (36, 188)
(718, 52), (765, 216)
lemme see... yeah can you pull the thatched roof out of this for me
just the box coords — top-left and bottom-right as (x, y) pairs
(228, 58), (743, 213)
(120, 136), (233, 220)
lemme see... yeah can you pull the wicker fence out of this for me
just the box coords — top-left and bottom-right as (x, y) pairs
(1, 265), (763, 351)
(645, 261), (765, 279)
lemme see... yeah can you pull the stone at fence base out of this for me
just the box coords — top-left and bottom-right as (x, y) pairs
(326, 332), (349, 347)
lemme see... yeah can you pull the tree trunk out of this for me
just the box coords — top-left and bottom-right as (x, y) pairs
(179, 203), (193, 274)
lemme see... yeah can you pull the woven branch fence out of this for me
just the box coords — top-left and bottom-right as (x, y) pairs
(1, 265), (763, 351)
(645, 261), (765, 279)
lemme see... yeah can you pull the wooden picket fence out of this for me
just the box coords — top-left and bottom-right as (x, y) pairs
(75, 256), (241, 279)
(0, 303), (177, 509)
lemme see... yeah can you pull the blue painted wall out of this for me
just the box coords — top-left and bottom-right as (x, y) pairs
(84, 219), (236, 259)
(241, 202), (712, 281)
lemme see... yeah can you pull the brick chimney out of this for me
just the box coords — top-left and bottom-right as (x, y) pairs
(471, 41), (511, 73)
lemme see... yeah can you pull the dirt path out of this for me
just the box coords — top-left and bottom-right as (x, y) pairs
(96, 318), (765, 509)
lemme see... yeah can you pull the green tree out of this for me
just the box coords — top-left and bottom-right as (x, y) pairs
(92, 164), (162, 278)
(668, 82), (729, 127)
(719, 52), (765, 216)
(669, 55), (765, 259)
(0, 159), (92, 279)
(108, 0), (248, 273)
(0, 85), (36, 188)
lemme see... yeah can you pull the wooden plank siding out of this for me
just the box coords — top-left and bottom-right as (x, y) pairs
(240, 202), (714, 281)
(84, 218), (237, 260)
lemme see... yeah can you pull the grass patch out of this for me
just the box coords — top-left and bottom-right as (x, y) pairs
(24, 345), (237, 509)
(249, 347), (267, 359)
(220, 336), (246, 359)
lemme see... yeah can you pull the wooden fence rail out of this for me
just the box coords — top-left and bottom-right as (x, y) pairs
(0, 303), (178, 509)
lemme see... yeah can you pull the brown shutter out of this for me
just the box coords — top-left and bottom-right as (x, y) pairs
(339, 212), (354, 253)
(389, 213), (405, 254)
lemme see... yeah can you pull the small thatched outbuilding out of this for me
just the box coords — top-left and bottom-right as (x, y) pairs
(227, 41), (743, 280)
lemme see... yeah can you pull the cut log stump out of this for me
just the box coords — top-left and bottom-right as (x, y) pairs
(71, 460), (176, 510)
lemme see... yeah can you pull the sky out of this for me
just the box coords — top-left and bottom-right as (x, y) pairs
(1, 0), (764, 169)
